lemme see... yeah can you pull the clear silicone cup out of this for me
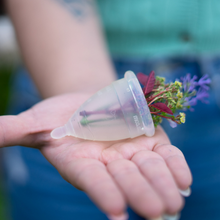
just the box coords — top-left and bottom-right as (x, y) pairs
(51, 71), (155, 141)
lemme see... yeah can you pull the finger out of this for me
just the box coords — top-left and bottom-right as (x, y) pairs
(107, 212), (129, 220)
(61, 158), (126, 216)
(132, 150), (183, 214)
(107, 159), (164, 219)
(179, 187), (191, 197)
(0, 114), (53, 148)
(153, 144), (192, 190)
(0, 115), (29, 147)
(163, 213), (181, 220)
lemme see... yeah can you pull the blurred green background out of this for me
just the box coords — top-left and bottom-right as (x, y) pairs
(0, 65), (13, 115)
(0, 64), (13, 220)
(0, 2), (18, 217)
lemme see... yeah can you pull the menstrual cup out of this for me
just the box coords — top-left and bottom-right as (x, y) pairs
(51, 71), (155, 141)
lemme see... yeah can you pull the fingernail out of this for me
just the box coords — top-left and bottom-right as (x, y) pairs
(149, 216), (163, 220)
(107, 212), (129, 220)
(179, 187), (191, 197)
(163, 213), (180, 220)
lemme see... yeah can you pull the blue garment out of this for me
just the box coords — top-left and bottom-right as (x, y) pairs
(3, 56), (220, 220)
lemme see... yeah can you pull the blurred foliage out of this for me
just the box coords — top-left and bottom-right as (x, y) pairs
(0, 63), (13, 220)
(0, 181), (10, 220)
(0, 64), (13, 115)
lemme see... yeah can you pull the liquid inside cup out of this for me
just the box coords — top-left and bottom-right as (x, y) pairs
(51, 71), (155, 141)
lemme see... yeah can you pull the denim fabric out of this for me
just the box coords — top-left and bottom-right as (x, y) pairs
(3, 57), (220, 220)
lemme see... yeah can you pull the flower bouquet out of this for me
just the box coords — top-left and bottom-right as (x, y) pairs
(137, 71), (210, 128)
(51, 71), (210, 141)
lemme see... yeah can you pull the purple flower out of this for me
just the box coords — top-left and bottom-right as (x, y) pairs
(168, 119), (177, 128)
(180, 74), (198, 93)
(184, 97), (197, 106)
(180, 73), (211, 111)
(182, 85), (210, 111)
(196, 87), (209, 103)
(197, 74), (211, 91)
(182, 97), (197, 111)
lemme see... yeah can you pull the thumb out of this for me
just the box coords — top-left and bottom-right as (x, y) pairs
(0, 115), (29, 147)
(0, 113), (51, 148)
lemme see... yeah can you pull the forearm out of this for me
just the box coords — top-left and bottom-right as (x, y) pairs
(6, 0), (116, 98)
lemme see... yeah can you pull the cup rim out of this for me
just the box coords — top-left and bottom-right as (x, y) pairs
(124, 71), (155, 137)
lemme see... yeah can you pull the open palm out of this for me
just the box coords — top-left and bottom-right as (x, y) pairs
(0, 93), (192, 219)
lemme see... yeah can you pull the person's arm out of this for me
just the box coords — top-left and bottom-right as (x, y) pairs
(2, 0), (192, 219)
(6, 0), (116, 98)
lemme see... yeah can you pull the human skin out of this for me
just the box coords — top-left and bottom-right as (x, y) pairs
(3, 0), (192, 219)
(0, 93), (192, 219)
(6, 0), (116, 97)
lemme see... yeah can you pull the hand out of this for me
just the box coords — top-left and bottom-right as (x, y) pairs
(0, 93), (192, 219)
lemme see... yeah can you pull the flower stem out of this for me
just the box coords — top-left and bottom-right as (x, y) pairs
(151, 112), (175, 121)
(147, 88), (172, 103)
(150, 111), (162, 114)
(148, 97), (161, 106)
